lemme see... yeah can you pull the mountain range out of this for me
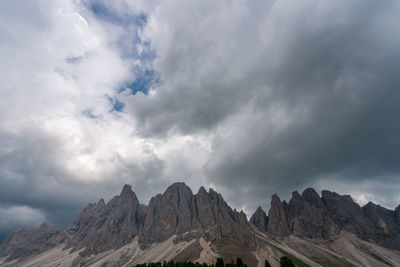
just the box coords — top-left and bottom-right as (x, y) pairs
(0, 182), (399, 267)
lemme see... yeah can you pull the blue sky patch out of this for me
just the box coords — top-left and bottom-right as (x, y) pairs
(122, 69), (160, 95)
(85, 0), (147, 27)
(106, 96), (125, 112)
(84, 0), (160, 108)
(82, 109), (101, 119)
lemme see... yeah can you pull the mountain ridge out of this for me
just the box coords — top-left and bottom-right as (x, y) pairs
(1, 182), (399, 267)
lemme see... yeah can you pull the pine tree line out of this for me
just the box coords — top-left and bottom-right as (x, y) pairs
(135, 255), (294, 267)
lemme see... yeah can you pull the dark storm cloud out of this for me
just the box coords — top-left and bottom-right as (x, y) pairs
(1, 0), (400, 238)
(0, 125), (170, 235)
(126, 0), (400, 210)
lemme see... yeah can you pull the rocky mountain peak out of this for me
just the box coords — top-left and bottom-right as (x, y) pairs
(3, 183), (400, 263)
(96, 198), (105, 208)
(140, 182), (252, 245)
(0, 223), (60, 260)
(197, 186), (207, 195)
(163, 182), (194, 204)
(321, 190), (369, 233)
(63, 184), (144, 256)
(301, 188), (321, 203)
(121, 184), (133, 193)
(255, 189), (340, 239)
(362, 201), (400, 249)
(267, 194), (290, 236)
(250, 207), (268, 232)
(291, 190), (302, 199)
(270, 194), (281, 204)
(289, 191), (305, 212)
(395, 205), (400, 224)
(208, 187), (220, 198)
(165, 182), (192, 194)
(120, 184), (138, 202)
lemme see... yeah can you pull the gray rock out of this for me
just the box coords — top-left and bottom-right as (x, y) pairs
(288, 190), (338, 239)
(63, 184), (145, 256)
(321, 190), (372, 233)
(395, 205), (400, 225)
(0, 223), (60, 260)
(140, 182), (253, 246)
(140, 182), (196, 244)
(250, 207), (268, 232)
(267, 194), (291, 236)
(362, 202), (400, 249)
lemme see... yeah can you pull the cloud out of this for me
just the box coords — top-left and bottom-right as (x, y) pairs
(1, 0), (400, 237)
(0, 205), (45, 243)
(124, 0), (400, 211)
(0, 206), (45, 230)
(0, 0), (178, 233)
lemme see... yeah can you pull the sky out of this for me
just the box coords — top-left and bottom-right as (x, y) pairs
(1, 0), (400, 241)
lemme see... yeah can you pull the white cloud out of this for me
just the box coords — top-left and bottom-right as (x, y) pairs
(0, 206), (45, 230)
(1, 0), (400, 233)
(0, 1), (213, 230)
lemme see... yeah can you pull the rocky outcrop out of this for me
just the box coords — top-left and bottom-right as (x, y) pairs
(267, 195), (291, 236)
(395, 205), (400, 225)
(362, 202), (400, 249)
(140, 183), (252, 246)
(250, 188), (400, 250)
(266, 190), (338, 239)
(263, 189), (365, 239)
(321, 190), (372, 233)
(288, 190), (338, 239)
(140, 182), (197, 244)
(63, 184), (146, 256)
(249, 207), (268, 232)
(0, 223), (59, 260)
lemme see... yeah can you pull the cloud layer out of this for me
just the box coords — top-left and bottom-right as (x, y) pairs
(0, 0), (400, 235)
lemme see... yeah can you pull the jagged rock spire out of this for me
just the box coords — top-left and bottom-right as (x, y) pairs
(250, 207), (268, 232)
(267, 194), (290, 236)
(64, 184), (144, 256)
(140, 182), (250, 245)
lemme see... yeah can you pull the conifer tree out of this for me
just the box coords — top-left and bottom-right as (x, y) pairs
(216, 257), (224, 267)
(236, 257), (243, 267)
(280, 256), (295, 267)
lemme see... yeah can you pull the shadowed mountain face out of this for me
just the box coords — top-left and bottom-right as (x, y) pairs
(0, 223), (60, 260)
(0, 182), (400, 265)
(395, 205), (400, 224)
(254, 187), (400, 250)
(62, 184), (146, 256)
(249, 207), (268, 232)
(140, 183), (249, 245)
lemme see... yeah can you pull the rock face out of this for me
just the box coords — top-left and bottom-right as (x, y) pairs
(395, 205), (400, 224)
(267, 195), (291, 236)
(321, 190), (371, 233)
(140, 182), (196, 244)
(19, 182), (251, 257)
(249, 207), (268, 232)
(254, 188), (399, 250)
(62, 184), (146, 256)
(140, 183), (252, 245)
(288, 189), (338, 239)
(0, 223), (59, 260)
(362, 202), (400, 249)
